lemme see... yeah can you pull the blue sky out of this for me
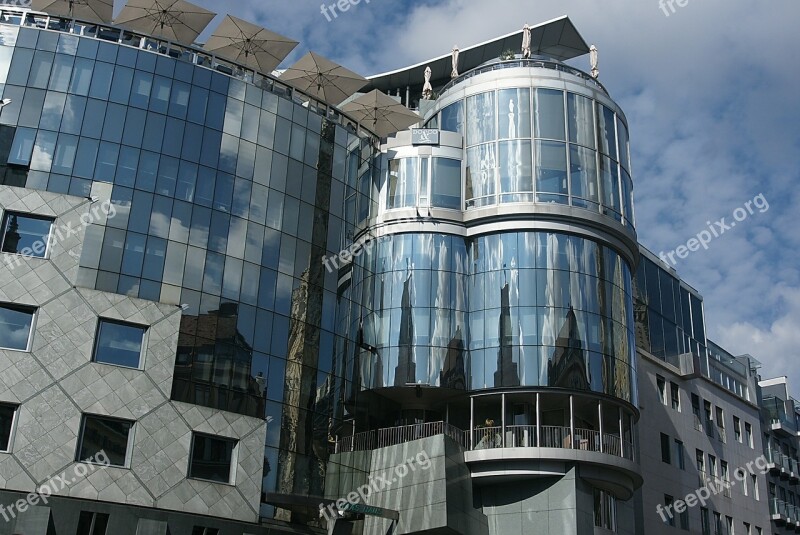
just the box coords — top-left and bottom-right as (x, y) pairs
(117, 0), (800, 386)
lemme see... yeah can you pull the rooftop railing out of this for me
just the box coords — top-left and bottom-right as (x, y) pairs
(0, 7), (375, 138)
(439, 56), (608, 97)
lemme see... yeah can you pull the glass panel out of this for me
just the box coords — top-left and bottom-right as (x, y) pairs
(431, 158), (461, 209)
(93, 320), (145, 369)
(7, 127), (36, 165)
(465, 143), (496, 205)
(0, 404), (15, 451)
(535, 141), (568, 197)
(386, 158), (417, 209)
(498, 88), (531, 139)
(534, 89), (565, 140)
(568, 93), (595, 148)
(440, 101), (464, 134)
(498, 140), (532, 196)
(0, 304), (34, 351)
(617, 116), (630, 171)
(569, 145), (599, 204)
(597, 104), (617, 160)
(78, 415), (131, 466)
(466, 92), (496, 145)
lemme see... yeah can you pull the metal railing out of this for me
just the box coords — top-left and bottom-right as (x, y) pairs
(439, 56), (608, 96)
(335, 422), (634, 461)
(0, 7), (376, 138)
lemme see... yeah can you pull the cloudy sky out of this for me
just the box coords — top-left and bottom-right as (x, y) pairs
(117, 0), (800, 385)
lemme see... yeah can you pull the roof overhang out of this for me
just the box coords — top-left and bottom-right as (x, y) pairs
(365, 15), (589, 93)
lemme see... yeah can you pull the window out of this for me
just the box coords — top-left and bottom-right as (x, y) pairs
(77, 414), (133, 467)
(7, 127), (36, 166)
(726, 516), (733, 535)
(740, 469), (748, 496)
(670, 382), (681, 411)
(93, 319), (146, 369)
(742, 522), (750, 535)
(701, 507), (710, 535)
(431, 158), (462, 209)
(0, 403), (18, 452)
(713, 512), (722, 535)
(745, 422), (753, 448)
(657, 375), (667, 405)
(1, 212), (54, 257)
(709, 454), (717, 478)
(696, 449), (705, 473)
(76, 511), (109, 535)
(593, 489), (616, 531)
(664, 495), (675, 526)
(721, 461), (730, 497)
(751, 474), (759, 500)
(0, 303), (35, 351)
(692, 393), (702, 430)
(673, 439), (685, 469)
(661, 433), (671, 464)
(191, 528), (219, 535)
(189, 433), (237, 484)
(716, 407), (725, 441)
(704, 400), (714, 436)
(733, 416), (742, 442)
(679, 507), (689, 531)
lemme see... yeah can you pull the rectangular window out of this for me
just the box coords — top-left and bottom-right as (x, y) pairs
(76, 511), (110, 535)
(77, 414), (133, 467)
(704, 400), (714, 436)
(713, 512), (722, 535)
(674, 439), (685, 470)
(661, 433), (671, 464)
(701, 507), (710, 535)
(726, 516), (733, 535)
(1, 212), (54, 257)
(0, 403), (18, 452)
(752, 474), (759, 500)
(670, 382), (681, 411)
(657, 375), (667, 405)
(743, 522), (750, 535)
(191, 528), (220, 535)
(189, 433), (237, 484)
(733, 416), (741, 442)
(0, 303), (35, 351)
(692, 393), (702, 430)
(431, 158), (462, 210)
(92, 319), (146, 369)
(664, 495), (675, 526)
(716, 406), (725, 442)
(679, 507), (689, 531)
(7, 127), (37, 166)
(745, 422), (753, 448)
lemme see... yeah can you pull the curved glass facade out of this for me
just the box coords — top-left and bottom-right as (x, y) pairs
(0, 19), (373, 523)
(425, 86), (633, 226)
(349, 231), (637, 403)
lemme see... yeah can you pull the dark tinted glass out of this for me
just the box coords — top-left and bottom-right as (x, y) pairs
(78, 415), (132, 467)
(93, 320), (145, 368)
(0, 404), (16, 451)
(189, 434), (236, 483)
(1, 212), (53, 257)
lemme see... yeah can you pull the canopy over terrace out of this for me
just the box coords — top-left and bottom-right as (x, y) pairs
(364, 15), (590, 105)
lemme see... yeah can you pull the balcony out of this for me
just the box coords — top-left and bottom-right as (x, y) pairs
(771, 498), (789, 525)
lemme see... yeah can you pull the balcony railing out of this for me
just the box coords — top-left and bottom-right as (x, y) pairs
(335, 422), (634, 461)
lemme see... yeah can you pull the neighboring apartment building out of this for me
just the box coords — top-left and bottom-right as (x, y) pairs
(633, 249), (772, 535)
(759, 377), (800, 534)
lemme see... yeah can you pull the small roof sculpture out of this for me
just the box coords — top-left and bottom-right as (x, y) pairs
(590, 44), (599, 79)
(521, 23), (531, 59)
(451, 45), (459, 79)
(422, 65), (433, 100)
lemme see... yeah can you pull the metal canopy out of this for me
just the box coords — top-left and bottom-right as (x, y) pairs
(365, 15), (590, 93)
(204, 14), (298, 74)
(341, 89), (420, 138)
(280, 51), (367, 106)
(114, 0), (215, 45)
(30, 0), (114, 23)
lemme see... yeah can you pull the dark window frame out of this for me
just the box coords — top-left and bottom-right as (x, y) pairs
(0, 302), (36, 351)
(76, 413), (134, 468)
(0, 402), (19, 452)
(188, 432), (238, 485)
(1, 210), (55, 258)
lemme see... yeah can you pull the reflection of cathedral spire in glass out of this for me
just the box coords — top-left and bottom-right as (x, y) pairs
(494, 282), (520, 387)
(1, 214), (20, 254)
(548, 307), (589, 390)
(394, 262), (416, 385)
(440, 326), (466, 389)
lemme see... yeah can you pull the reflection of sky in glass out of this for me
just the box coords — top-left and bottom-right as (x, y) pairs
(94, 321), (145, 368)
(0, 305), (33, 350)
(1, 213), (53, 257)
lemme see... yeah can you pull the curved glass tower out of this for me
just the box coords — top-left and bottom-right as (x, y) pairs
(330, 23), (642, 535)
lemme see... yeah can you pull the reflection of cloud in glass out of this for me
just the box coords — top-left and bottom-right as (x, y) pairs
(0, 322), (30, 350)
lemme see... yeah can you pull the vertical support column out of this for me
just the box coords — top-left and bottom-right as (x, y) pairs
(619, 407), (624, 459)
(405, 86), (411, 109)
(470, 397), (474, 450)
(536, 392), (541, 447)
(598, 400), (604, 453)
(501, 393), (506, 448)
(569, 395), (575, 449)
